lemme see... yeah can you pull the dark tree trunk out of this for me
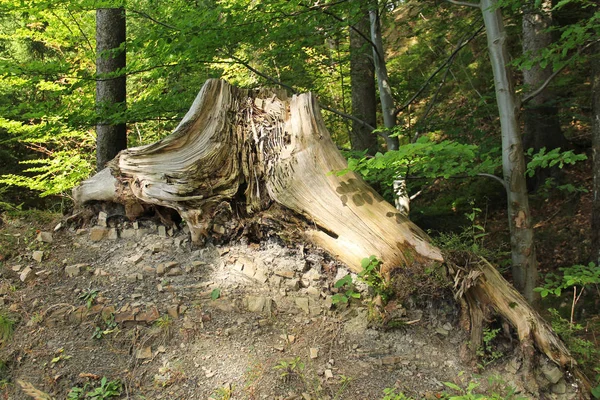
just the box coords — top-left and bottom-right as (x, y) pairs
(349, 10), (378, 156)
(592, 42), (600, 263)
(522, 0), (569, 191)
(369, 2), (399, 151)
(96, 7), (127, 171)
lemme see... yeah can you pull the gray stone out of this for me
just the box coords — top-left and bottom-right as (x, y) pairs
(107, 228), (118, 240)
(36, 231), (53, 243)
(133, 221), (139, 229)
(306, 286), (320, 298)
(302, 268), (321, 282)
(20, 266), (33, 282)
(246, 296), (273, 314)
(121, 229), (136, 239)
(505, 357), (521, 374)
(435, 327), (449, 336)
(136, 346), (152, 359)
(541, 362), (563, 384)
(98, 211), (108, 227)
(254, 269), (268, 283)
(32, 251), (44, 263)
(551, 379), (567, 394)
(309, 348), (319, 359)
(274, 269), (295, 279)
(286, 279), (300, 291)
(343, 309), (369, 336)
(149, 243), (162, 253)
(295, 297), (310, 314)
(126, 273), (142, 282)
(269, 275), (282, 288)
(158, 225), (167, 238)
(156, 264), (166, 276)
(134, 228), (148, 238)
(65, 264), (82, 277)
(166, 267), (183, 276)
(127, 253), (144, 264)
(90, 227), (108, 241)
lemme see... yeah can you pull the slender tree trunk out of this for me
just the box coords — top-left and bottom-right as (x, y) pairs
(96, 7), (127, 171)
(591, 42), (600, 263)
(369, 3), (399, 151)
(522, 0), (569, 190)
(350, 10), (378, 156)
(481, 0), (538, 303)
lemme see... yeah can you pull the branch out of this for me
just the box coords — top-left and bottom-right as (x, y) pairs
(320, 105), (376, 132)
(446, 0), (481, 7)
(477, 173), (507, 189)
(223, 52), (298, 94)
(128, 9), (180, 31)
(522, 39), (600, 104)
(395, 24), (485, 117)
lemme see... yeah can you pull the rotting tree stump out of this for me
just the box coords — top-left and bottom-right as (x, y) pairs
(73, 79), (590, 397)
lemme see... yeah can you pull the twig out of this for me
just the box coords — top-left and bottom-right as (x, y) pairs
(446, 0), (481, 7)
(522, 39), (600, 104)
(395, 24), (485, 117)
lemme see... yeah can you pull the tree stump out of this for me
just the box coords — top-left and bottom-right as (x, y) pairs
(73, 79), (590, 396)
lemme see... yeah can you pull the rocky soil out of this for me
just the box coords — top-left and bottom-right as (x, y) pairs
(0, 213), (582, 399)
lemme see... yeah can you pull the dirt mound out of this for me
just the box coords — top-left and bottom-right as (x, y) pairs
(0, 215), (579, 399)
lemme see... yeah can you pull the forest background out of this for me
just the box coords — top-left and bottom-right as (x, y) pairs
(0, 0), (599, 395)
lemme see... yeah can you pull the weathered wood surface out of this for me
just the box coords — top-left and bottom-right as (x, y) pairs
(75, 79), (442, 275)
(74, 79), (587, 394)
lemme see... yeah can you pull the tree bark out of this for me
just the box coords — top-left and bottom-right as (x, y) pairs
(73, 79), (586, 394)
(592, 41), (600, 263)
(350, 10), (378, 156)
(522, 0), (569, 191)
(481, 0), (538, 304)
(369, 3), (399, 151)
(96, 7), (127, 171)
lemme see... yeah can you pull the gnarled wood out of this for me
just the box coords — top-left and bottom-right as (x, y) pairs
(74, 79), (588, 395)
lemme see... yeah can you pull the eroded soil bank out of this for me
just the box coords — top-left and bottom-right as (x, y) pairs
(0, 214), (580, 399)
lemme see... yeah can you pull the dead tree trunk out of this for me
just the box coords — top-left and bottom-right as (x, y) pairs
(73, 79), (588, 395)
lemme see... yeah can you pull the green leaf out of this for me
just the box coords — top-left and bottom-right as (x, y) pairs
(210, 288), (221, 300)
(334, 275), (352, 288)
(443, 382), (462, 391)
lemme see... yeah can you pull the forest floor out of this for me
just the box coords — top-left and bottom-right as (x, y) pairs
(0, 207), (588, 400)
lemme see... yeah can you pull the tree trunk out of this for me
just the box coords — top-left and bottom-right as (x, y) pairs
(73, 79), (587, 394)
(522, 0), (569, 191)
(350, 10), (378, 156)
(592, 41), (600, 263)
(481, 0), (538, 304)
(96, 7), (127, 171)
(369, 3), (399, 151)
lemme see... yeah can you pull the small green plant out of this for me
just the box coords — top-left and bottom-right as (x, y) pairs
(442, 373), (527, 400)
(92, 315), (118, 340)
(273, 356), (305, 381)
(0, 312), (16, 345)
(380, 387), (415, 399)
(525, 147), (587, 178)
(154, 314), (173, 338)
(67, 377), (122, 400)
(535, 262), (600, 326)
(79, 289), (99, 309)
(358, 256), (394, 302)
(51, 348), (72, 365)
(476, 327), (504, 367)
(210, 385), (233, 400)
(331, 275), (360, 305)
(211, 288), (221, 300)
